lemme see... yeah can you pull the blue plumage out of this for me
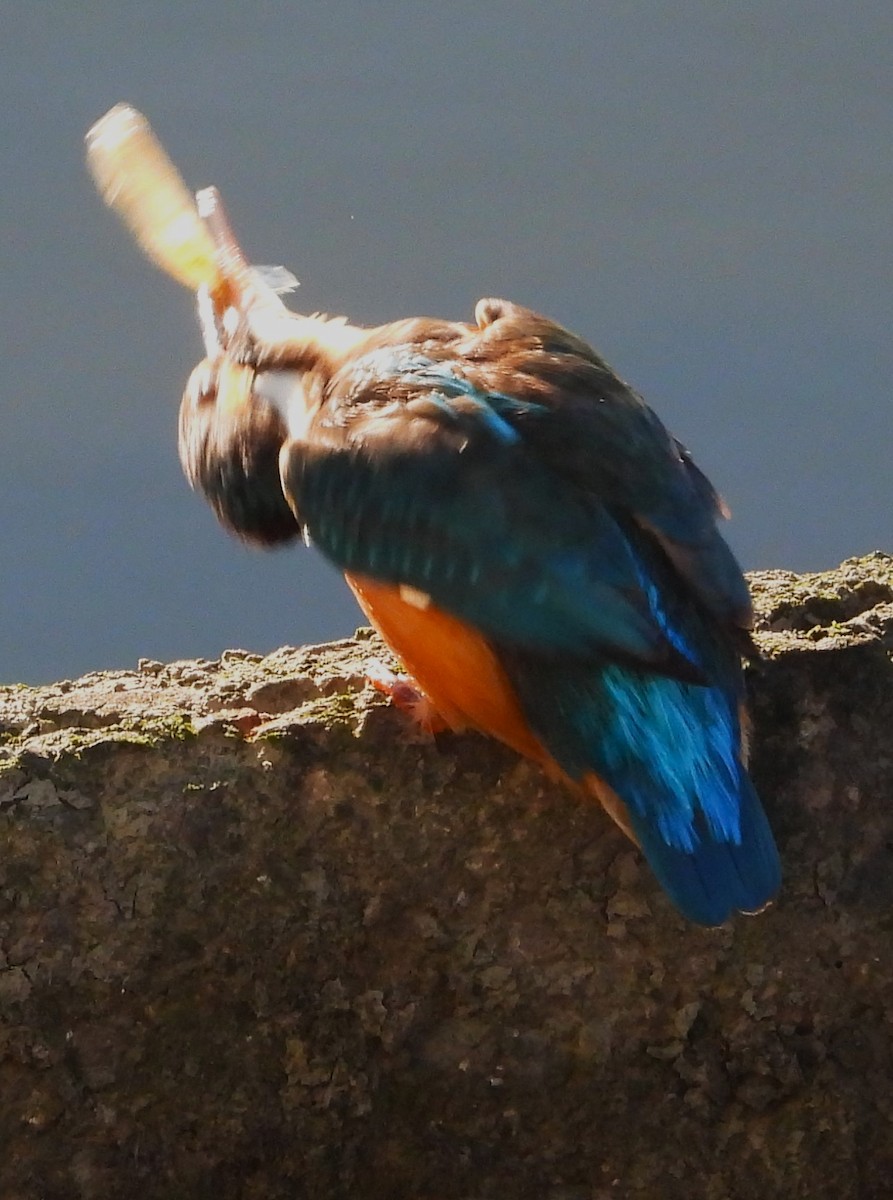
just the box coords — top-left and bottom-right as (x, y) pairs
(505, 590), (779, 923)
(500, 517), (779, 923)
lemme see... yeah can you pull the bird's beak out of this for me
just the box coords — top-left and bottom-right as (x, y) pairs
(85, 103), (295, 364)
(193, 185), (297, 365)
(85, 104), (223, 295)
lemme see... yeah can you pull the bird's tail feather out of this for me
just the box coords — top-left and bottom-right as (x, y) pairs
(509, 656), (780, 925)
(597, 769), (780, 925)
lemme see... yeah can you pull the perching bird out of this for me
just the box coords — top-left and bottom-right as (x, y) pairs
(86, 104), (781, 925)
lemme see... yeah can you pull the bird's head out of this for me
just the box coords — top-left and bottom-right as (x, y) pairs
(83, 104), (356, 548)
(178, 356), (301, 547)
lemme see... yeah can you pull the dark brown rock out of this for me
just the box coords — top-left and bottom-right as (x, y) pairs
(1, 555), (891, 1200)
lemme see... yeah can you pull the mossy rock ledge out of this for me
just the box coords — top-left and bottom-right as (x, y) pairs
(1, 554), (892, 1200)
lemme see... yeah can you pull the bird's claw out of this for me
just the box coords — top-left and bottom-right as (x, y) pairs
(364, 662), (450, 735)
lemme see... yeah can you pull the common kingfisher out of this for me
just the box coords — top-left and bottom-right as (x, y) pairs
(86, 104), (781, 925)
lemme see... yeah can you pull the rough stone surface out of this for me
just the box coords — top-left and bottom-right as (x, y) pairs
(1, 554), (891, 1200)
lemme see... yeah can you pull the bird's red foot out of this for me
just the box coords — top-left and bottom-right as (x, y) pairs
(364, 662), (450, 734)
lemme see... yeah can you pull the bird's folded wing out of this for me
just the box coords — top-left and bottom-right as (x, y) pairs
(279, 373), (713, 678)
